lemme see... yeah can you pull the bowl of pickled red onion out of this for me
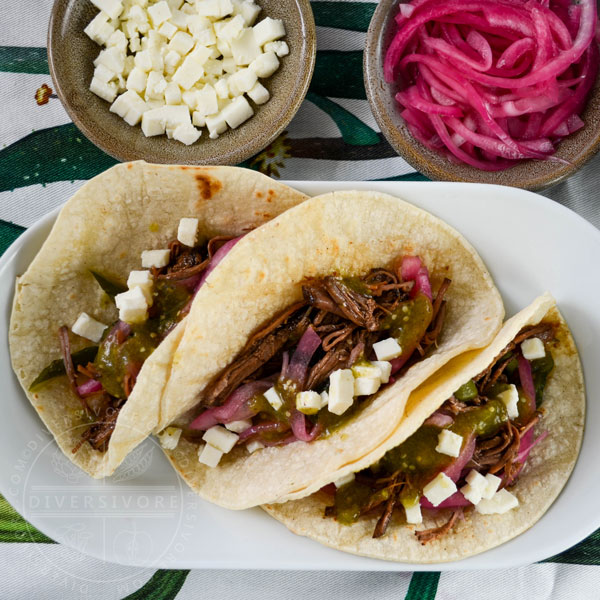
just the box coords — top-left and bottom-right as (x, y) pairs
(364, 0), (600, 190)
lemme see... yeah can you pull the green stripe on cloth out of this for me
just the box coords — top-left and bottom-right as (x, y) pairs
(311, 51), (365, 99)
(375, 173), (430, 182)
(405, 572), (440, 600)
(123, 570), (190, 600)
(312, 1), (376, 32)
(0, 46), (49, 74)
(0, 220), (25, 255)
(544, 529), (600, 565)
(0, 123), (118, 193)
(0, 496), (54, 543)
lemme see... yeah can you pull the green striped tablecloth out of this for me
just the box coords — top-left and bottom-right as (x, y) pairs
(2, 1), (600, 598)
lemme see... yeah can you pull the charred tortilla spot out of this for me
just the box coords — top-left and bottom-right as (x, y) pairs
(255, 191), (264, 199)
(195, 174), (222, 200)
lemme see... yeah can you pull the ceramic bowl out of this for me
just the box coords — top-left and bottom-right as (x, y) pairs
(48, 0), (315, 165)
(364, 0), (600, 191)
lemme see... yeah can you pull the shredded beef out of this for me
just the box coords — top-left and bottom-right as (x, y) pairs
(415, 510), (461, 545)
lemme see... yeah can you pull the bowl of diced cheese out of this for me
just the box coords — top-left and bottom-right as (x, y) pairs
(48, 0), (315, 164)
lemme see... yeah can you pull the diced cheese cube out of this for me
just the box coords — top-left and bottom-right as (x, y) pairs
(249, 50), (279, 78)
(71, 312), (108, 343)
(91, 0), (124, 20)
(435, 429), (463, 458)
(334, 472), (355, 488)
(253, 17), (285, 46)
(198, 443), (223, 467)
(123, 55), (135, 76)
(123, 97), (147, 126)
(351, 362), (382, 379)
(115, 286), (148, 323)
(146, 99), (166, 110)
(246, 439), (264, 454)
(130, 35), (142, 53)
(221, 57), (237, 73)
(319, 390), (329, 409)
(354, 377), (381, 397)
(204, 59), (224, 76)
(372, 337), (402, 361)
(134, 49), (154, 71)
(190, 44), (212, 65)
(264, 386), (283, 411)
(127, 269), (154, 303)
(90, 77), (118, 103)
(192, 111), (207, 127)
(205, 112), (228, 138)
(372, 361), (393, 384)
(475, 488), (519, 515)
(94, 63), (116, 84)
(158, 20), (178, 39)
(521, 337), (545, 361)
(166, 0), (184, 8)
(482, 473), (502, 500)
(328, 369), (355, 415)
(228, 67), (257, 95)
(169, 8), (189, 29)
(182, 89), (201, 109)
(465, 469), (488, 501)
(224, 419), (252, 433)
(173, 122), (201, 145)
(196, 0), (233, 18)
(187, 14), (211, 38)
(193, 27), (217, 46)
(296, 391), (323, 415)
(221, 95), (253, 128)
(497, 384), (519, 419)
(217, 38), (233, 58)
(231, 28), (261, 65)
(146, 70), (168, 99)
(110, 89), (145, 119)
(219, 14), (245, 41)
(141, 248), (171, 267)
(246, 81), (269, 104)
(214, 78), (229, 99)
(158, 426), (182, 450)
(85, 12), (115, 45)
(173, 55), (205, 89)
(404, 500), (423, 524)
(460, 483), (482, 506)
(95, 47), (126, 74)
(232, 0), (261, 25)
(217, 96), (231, 111)
(422, 472), (457, 507)
(164, 81), (182, 104)
(169, 30), (195, 54)
(265, 40), (289, 57)
(147, 29), (166, 49)
(164, 49), (182, 73)
(203, 425), (239, 453)
(107, 29), (128, 51)
(177, 217), (199, 247)
(148, 0), (172, 26)
(181, 1), (197, 14)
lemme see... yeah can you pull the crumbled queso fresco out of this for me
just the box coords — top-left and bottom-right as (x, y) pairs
(85, 0), (288, 144)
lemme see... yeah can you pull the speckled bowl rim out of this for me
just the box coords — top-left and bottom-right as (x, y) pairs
(48, 0), (316, 166)
(364, 0), (600, 191)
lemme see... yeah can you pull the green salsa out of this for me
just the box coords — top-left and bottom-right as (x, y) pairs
(382, 294), (433, 359)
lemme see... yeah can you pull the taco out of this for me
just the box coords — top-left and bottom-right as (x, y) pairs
(157, 190), (504, 509)
(263, 293), (585, 563)
(9, 161), (308, 478)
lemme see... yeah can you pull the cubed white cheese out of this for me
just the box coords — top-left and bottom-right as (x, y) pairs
(143, 107), (169, 135)
(249, 50), (279, 77)
(231, 28), (261, 65)
(221, 95), (253, 128)
(253, 17), (285, 46)
(198, 443), (223, 467)
(164, 49), (182, 73)
(265, 40), (289, 57)
(71, 312), (108, 343)
(353, 377), (381, 397)
(193, 84), (219, 115)
(233, 0), (261, 25)
(134, 49), (154, 72)
(173, 123), (201, 145)
(328, 369), (355, 415)
(123, 55), (135, 77)
(91, 0), (124, 20)
(296, 391), (323, 415)
(94, 63), (116, 84)
(169, 8), (189, 29)
(422, 472), (457, 507)
(224, 419), (252, 433)
(497, 384), (519, 419)
(169, 30), (195, 55)
(217, 38), (233, 58)
(164, 81), (182, 104)
(404, 500), (423, 524)
(85, 12), (115, 45)
(205, 113), (228, 138)
(187, 14), (211, 38)
(482, 473), (502, 500)
(196, 0), (233, 18)
(435, 429), (463, 458)
(214, 78), (229, 99)
(372, 361), (393, 384)
(460, 483), (482, 506)
(141, 248), (171, 267)
(190, 44), (212, 65)
(90, 77), (118, 103)
(148, 0), (172, 26)
(130, 34), (142, 53)
(192, 111), (207, 127)
(246, 439), (264, 454)
(146, 70), (168, 99)
(95, 47), (126, 74)
(228, 67), (257, 95)
(177, 217), (199, 246)
(372, 337), (402, 361)
(246, 81), (269, 104)
(166, 0), (184, 9)
(123, 99), (147, 125)
(264, 386), (283, 411)
(333, 472), (355, 488)
(127, 269), (154, 303)
(158, 426), (182, 450)
(194, 27), (217, 46)
(219, 14), (245, 41)
(158, 20), (178, 39)
(173, 55), (205, 89)
(521, 337), (545, 361)
(475, 488), (519, 515)
(465, 469), (488, 496)
(107, 29), (128, 51)
(115, 286), (148, 323)
(202, 425), (239, 453)
(351, 362), (382, 379)
(319, 390), (329, 409)
(221, 57), (237, 73)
